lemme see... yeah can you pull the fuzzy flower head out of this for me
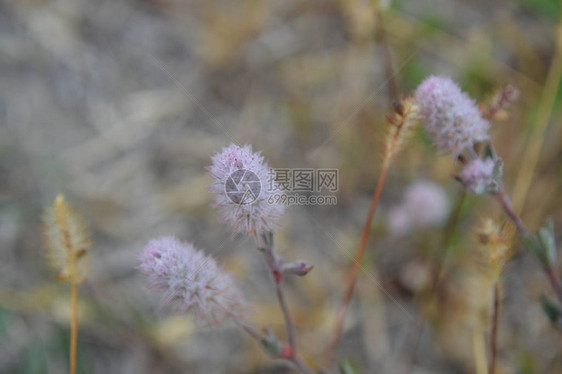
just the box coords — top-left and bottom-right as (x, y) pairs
(138, 236), (245, 325)
(384, 97), (420, 163)
(43, 194), (92, 284)
(458, 157), (503, 194)
(209, 144), (285, 235)
(415, 76), (490, 155)
(388, 180), (450, 236)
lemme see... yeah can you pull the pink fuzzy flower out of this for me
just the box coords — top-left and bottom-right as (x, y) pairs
(388, 180), (450, 236)
(209, 144), (285, 235)
(415, 76), (490, 155)
(458, 158), (501, 194)
(388, 208), (411, 237)
(138, 236), (245, 325)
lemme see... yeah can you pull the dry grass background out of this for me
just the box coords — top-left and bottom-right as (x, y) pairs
(0, 0), (561, 373)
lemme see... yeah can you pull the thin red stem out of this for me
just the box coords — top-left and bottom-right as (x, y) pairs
(230, 311), (315, 374)
(493, 190), (528, 235)
(323, 161), (389, 367)
(260, 237), (297, 351)
(274, 275), (296, 350)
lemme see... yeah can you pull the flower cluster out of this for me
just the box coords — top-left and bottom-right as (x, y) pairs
(415, 76), (490, 156)
(388, 180), (450, 236)
(415, 76), (506, 196)
(209, 144), (285, 235)
(138, 236), (245, 325)
(458, 157), (502, 195)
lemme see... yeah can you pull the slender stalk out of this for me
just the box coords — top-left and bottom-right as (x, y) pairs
(375, 8), (399, 103)
(259, 234), (297, 350)
(322, 94), (415, 367)
(493, 190), (527, 235)
(70, 283), (78, 374)
(230, 313), (263, 342)
(323, 159), (389, 367)
(231, 311), (315, 374)
(489, 282), (500, 374)
(274, 278), (296, 350)
(253, 233), (316, 374)
(493, 190), (562, 304)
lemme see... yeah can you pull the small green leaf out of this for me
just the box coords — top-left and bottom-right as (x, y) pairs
(484, 143), (495, 160)
(339, 359), (358, 374)
(540, 294), (562, 326)
(520, 233), (549, 268)
(538, 219), (556, 266)
(520, 233), (540, 256)
(493, 159), (504, 180)
(259, 337), (282, 358)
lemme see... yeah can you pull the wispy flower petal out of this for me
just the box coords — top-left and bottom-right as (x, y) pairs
(415, 76), (489, 155)
(209, 144), (285, 235)
(138, 236), (245, 325)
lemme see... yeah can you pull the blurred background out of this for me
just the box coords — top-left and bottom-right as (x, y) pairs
(1, 0), (561, 373)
